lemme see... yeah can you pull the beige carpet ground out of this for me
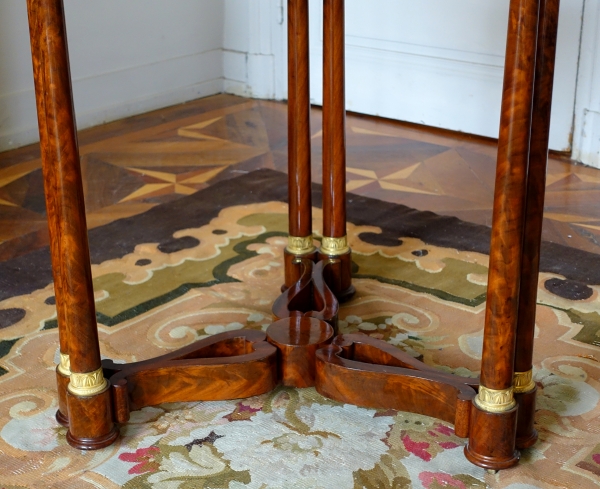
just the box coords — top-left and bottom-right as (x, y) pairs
(0, 171), (599, 488)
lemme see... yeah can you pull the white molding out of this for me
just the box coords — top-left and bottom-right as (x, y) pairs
(572, 0), (600, 167)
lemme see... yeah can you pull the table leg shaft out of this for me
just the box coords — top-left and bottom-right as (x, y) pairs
(467, 0), (540, 469)
(285, 0), (315, 289)
(514, 0), (560, 449)
(27, 0), (117, 448)
(321, 0), (354, 300)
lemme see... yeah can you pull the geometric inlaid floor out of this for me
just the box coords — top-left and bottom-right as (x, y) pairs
(1, 93), (600, 263)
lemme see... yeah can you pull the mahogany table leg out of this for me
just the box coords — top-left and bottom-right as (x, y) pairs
(26, 0), (71, 429)
(465, 0), (541, 470)
(26, 0), (118, 449)
(514, 0), (560, 450)
(320, 0), (355, 300)
(284, 0), (317, 290)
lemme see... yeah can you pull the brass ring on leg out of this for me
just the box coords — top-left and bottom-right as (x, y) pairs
(287, 235), (316, 255)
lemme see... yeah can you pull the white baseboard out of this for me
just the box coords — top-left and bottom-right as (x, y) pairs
(223, 50), (277, 100)
(0, 49), (223, 152)
(573, 110), (600, 168)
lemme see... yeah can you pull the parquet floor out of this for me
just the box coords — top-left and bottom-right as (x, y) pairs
(1, 93), (600, 262)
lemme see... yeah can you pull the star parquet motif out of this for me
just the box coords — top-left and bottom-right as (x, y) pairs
(1, 94), (600, 260)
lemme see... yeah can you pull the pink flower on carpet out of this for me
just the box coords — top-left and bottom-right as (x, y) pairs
(419, 471), (467, 489)
(435, 425), (454, 436)
(438, 441), (460, 449)
(224, 401), (262, 422)
(593, 454), (600, 465)
(119, 446), (160, 474)
(402, 435), (431, 461)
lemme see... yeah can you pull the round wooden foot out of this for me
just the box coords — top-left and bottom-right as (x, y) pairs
(66, 385), (118, 450)
(55, 409), (69, 427)
(515, 386), (538, 449)
(267, 316), (334, 388)
(56, 368), (70, 427)
(318, 248), (355, 302)
(67, 425), (119, 450)
(464, 402), (519, 470)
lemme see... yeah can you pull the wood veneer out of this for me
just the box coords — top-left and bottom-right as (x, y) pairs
(514, 0), (560, 449)
(25, 0), (558, 471)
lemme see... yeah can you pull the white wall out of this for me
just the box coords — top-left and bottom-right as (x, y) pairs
(572, 0), (600, 168)
(300, 0), (583, 153)
(3, 1), (597, 165)
(0, 0), (223, 151)
(222, 0), (286, 100)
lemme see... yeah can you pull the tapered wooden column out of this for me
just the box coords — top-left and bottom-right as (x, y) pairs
(27, 2), (70, 427)
(320, 0), (354, 300)
(27, 0), (118, 449)
(465, 0), (540, 470)
(284, 0), (316, 289)
(513, 0), (560, 450)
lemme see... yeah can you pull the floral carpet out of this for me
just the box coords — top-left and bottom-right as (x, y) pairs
(0, 170), (599, 488)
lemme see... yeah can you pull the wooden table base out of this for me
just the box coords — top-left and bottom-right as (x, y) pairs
(26, 0), (559, 470)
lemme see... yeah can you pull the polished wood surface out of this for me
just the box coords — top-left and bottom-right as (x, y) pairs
(20, 0), (566, 472)
(284, 0), (314, 289)
(466, 404), (519, 470)
(65, 387), (118, 450)
(273, 258), (339, 330)
(319, 0), (354, 298)
(27, 0), (117, 447)
(514, 0), (560, 450)
(287, 0), (312, 239)
(104, 331), (278, 414)
(55, 370), (70, 427)
(267, 317), (334, 388)
(28, 0), (101, 376)
(514, 388), (538, 448)
(315, 334), (476, 438)
(479, 0), (540, 394)
(465, 0), (542, 469)
(322, 0), (347, 240)
(283, 248), (317, 289)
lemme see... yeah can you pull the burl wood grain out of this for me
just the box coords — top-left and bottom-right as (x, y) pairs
(516, 0), (559, 375)
(25, 0), (553, 470)
(316, 334), (477, 438)
(27, 0), (116, 447)
(27, 0), (102, 376)
(465, 404), (519, 470)
(105, 331), (278, 414)
(480, 0), (540, 392)
(66, 387), (118, 450)
(514, 0), (560, 449)
(466, 0), (543, 470)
